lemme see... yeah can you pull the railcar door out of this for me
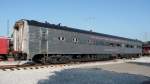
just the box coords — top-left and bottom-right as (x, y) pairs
(40, 28), (48, 55)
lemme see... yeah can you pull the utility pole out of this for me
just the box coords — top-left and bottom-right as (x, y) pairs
(84, 16), (96, 31)
(144, 32), (148, 42)
(7, 20), (10, 37)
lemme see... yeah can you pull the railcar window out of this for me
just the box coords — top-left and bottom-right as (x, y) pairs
(104, 42), (110, 46)
(126, 44), (129, 48)
(58, 37), (65, 41)
(73, 38), (78, 43)
(125, 44), (134, 48)
(109, 43), (115, 47)
(87, 40), (122, 47)
(96, 41), (105, 45)
(130, 45), (134, 48)
(137, 46), (142, 48)
(116, 44), (121, 47)
(88, 40), (97, 45)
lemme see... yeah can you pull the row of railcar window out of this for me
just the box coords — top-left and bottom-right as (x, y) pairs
(57, 36), (141, 49)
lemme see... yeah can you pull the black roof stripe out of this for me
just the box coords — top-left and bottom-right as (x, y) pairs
(25, 20), (142, 43)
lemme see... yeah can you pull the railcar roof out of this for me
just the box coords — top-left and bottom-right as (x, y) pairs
(0, 36), (9, 39)
(143, 45), (150, 47)
(22, 20), (142, 43)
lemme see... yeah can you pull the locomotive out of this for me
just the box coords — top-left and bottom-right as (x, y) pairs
(0, 19), (143, 63)
(11, 19), (143, 64)
(0, 36), (15, 61)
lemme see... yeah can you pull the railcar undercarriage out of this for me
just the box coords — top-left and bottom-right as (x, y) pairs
(32, 54), (140, 64)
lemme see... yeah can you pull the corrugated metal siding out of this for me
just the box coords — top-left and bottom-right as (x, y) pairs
(26, 20), (142, 44)
(27, 25), (142, 58)
(28, 26), (41, 57)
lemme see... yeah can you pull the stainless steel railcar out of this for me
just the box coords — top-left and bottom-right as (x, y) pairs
(13, 19), (143, 63)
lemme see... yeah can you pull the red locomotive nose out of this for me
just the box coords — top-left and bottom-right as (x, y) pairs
(0, 36), (9, 60)
(0, 37), (9, 54)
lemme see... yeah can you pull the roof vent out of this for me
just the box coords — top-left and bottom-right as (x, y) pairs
(45, 21), (50, 24)
(90, 29), (93, 32)
(58, 23), (61, 26)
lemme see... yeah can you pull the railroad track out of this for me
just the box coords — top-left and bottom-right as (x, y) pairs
(0, 62), (89, 71)
(0, 63), (71, 71)
(0, 61), (81, 71)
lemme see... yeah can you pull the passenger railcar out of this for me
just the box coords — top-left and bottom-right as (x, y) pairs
(13, 19), (143, 63)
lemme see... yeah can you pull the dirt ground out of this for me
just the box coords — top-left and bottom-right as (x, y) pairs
(1, 57), (150, 84)
(37, 62), (150, 84)
(85, 62), (150, 77)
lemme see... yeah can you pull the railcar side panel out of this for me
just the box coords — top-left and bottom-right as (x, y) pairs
(13, 20), (143, 62)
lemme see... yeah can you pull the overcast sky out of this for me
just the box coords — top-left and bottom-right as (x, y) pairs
(0, 0), (150, 41)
